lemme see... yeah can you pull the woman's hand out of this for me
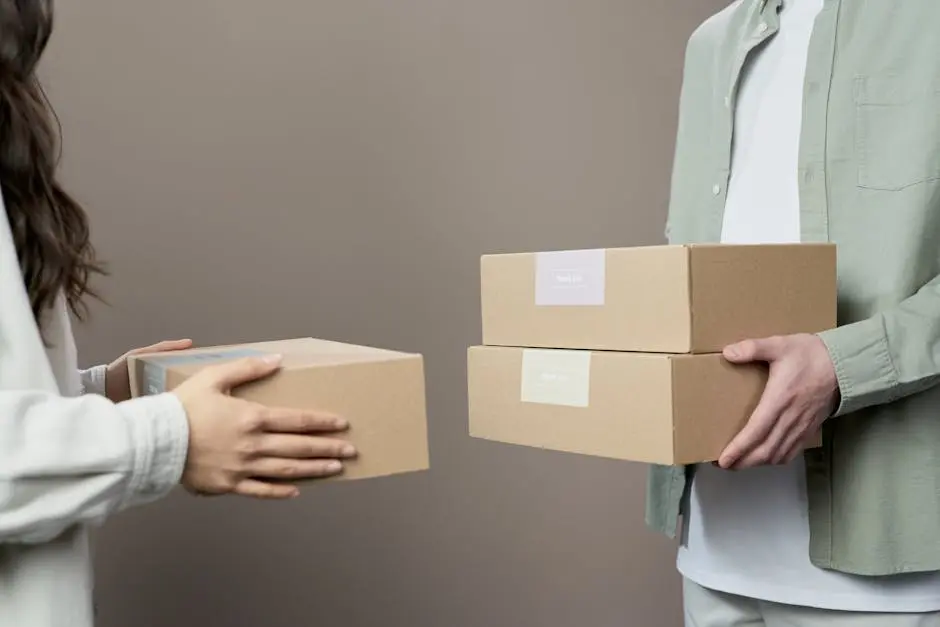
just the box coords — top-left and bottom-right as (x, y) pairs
(172, 355), (356, 498)
(105, 339), (193, 403)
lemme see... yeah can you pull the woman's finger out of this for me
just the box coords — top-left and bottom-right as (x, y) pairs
(128, 339), (193, 356)
(259, 407), (349, 434)
(249, 457), (344, 481)
(148, 339), (193, 352)
(234, 479), (299, 499)
(256, 434), (356, 460)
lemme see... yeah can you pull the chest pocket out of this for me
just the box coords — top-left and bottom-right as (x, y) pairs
(855, 74), (940, 191)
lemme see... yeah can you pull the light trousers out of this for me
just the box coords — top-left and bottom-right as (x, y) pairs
(684, 579), (940, 627)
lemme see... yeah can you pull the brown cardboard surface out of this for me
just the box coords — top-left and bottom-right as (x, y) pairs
(481, 243), (837, 353)
(129, 338), (429, 482)
(467, 345), (821, 465)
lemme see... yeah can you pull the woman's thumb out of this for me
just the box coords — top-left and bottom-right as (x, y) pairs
(203, 354), (283, 391)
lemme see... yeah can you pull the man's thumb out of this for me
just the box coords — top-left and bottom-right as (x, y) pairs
(723, 338), (775, 363)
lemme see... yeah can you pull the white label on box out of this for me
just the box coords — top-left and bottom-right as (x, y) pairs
(520, 349), (591, 408)
(535, 249), (606, 306)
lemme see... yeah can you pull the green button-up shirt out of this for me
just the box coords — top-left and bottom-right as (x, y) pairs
(646, 0), (940, 576)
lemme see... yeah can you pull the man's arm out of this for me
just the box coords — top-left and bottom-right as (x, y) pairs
(717, 275), (940, 469)
(819, 273), (940, 416)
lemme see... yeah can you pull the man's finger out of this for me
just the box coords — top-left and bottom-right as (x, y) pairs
(733, 412), (792, 469)
(256, 433), (356, 459)
(260, 407), (348, 434)
(765, 408), (802, 465)
(778, 417), (818, 465)
(234, 479), (299, 500)
(718, 396), (779, 468)
(723, 336), (784, 364)
(782, 440), (807, 465)
(203, 355), (283, 390)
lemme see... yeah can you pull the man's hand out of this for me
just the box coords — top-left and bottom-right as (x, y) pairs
(105, 339), (194, 403)
(718, 333), (839, 470)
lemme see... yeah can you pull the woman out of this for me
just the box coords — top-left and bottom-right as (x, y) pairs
(0, 3), (356, 626)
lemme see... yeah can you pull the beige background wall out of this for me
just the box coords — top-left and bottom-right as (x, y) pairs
(43, 1), (726, 626)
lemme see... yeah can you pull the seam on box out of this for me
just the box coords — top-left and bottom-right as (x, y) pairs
(670, 358), (678, 463)
(685, 246), (694, 353)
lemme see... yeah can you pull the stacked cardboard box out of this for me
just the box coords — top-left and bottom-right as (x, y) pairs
(468, 244), (837, 465)
(129, 337), (430, 482)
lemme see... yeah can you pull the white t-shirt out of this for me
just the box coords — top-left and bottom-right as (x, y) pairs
(676, 0), (940, 612)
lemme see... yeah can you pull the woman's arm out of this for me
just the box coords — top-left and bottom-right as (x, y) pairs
(0, 391), (188, 544)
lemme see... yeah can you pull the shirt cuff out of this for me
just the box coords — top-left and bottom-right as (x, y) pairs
(79, 365), (108, 397)
(816, 315), (899, 417)
(119, 393), (190, 507)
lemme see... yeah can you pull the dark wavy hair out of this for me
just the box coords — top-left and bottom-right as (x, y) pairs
(1, 0), (104, 328)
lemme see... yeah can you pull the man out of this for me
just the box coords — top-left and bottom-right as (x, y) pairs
(646, 0), (940, 624)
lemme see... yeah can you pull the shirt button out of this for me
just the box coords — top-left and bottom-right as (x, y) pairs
(712, 183), (721, 196)
(757, 22), (769, 34)
(724, 96), (731, 108)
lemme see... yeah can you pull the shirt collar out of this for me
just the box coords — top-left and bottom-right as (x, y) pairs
(758, 0), (782, 13)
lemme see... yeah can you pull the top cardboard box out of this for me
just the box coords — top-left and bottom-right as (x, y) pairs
(481, 244), (837, 353)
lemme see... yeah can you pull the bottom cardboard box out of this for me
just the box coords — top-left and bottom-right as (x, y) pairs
(129, 337), (429, 482)
(467, 345), (821, 465)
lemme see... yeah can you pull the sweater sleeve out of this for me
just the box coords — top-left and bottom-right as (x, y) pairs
(78, 365), (107, 397)
(0, 391), (189, 544)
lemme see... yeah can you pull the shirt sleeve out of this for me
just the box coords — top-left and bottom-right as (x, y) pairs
(0, 391), (189, 544)
(818, 273), (940, 416)
(78, 365), (107, 397)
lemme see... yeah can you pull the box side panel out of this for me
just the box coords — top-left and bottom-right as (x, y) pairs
(689, 244), (838, 352)
(238, 356), (429, 482)
(482, 246), (692, 353)
(129, 354), (199, 397)
(592, 350), (677, 464)
(671, 354), (768, 464)
(468, 346), (676, 464)
(164, 370), (190, 394)
(606, 247), (692, 353)
(128, 355), (144, 398)
(481, 252), (540, 347)
(131, 346), (270, 392)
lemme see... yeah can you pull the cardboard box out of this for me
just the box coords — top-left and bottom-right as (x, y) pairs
(129, 338), (429, 482)
(481, 244), (837, 353)
(467, 345), (821, 465)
